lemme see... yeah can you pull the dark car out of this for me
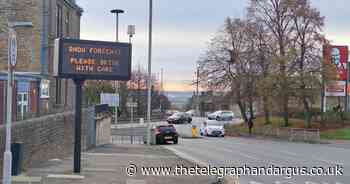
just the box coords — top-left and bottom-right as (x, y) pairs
(153, 125), (179, 144)
(166, 112), (192, 124)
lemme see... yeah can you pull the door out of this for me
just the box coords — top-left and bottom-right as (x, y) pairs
(17, 92), (28, 120)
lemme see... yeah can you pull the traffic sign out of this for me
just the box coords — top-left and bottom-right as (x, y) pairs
(8, 29), (17, 68)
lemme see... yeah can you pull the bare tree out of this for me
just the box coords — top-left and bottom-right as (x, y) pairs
(249, 0), (298, 126)
(289, 0), (325, 127)
(245, 20), (274, 124)
(198, 18), (256, 122)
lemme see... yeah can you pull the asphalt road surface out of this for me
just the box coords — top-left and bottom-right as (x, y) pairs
(112, 118), (349, 183)
(164, 136), (349, 184)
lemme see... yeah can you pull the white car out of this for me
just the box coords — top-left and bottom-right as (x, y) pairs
(207, 110), (234, 121)
(200, 122), (225, 137)
(186, 110), (196, 117)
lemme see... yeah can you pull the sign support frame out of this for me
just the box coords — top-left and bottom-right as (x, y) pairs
(73, 78), (84, 173)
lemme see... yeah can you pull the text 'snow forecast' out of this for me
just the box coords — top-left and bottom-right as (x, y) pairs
(54, 38), (131, 80)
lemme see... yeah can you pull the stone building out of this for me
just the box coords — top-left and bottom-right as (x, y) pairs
(0, 0), (83, 122)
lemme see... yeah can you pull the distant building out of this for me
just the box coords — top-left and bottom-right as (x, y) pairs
(0, 0), (83, 122)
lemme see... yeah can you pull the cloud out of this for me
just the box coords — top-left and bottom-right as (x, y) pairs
(78, 0), (350, 92)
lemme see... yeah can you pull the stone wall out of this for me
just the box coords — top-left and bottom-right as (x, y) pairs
(0, 109), (91, 173)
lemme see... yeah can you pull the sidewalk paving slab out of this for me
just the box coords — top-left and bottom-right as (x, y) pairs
(21, 144), (216, 184)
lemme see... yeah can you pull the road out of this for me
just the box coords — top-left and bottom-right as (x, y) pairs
(112, 117), (349, 183)
(164, 136), (350, 184)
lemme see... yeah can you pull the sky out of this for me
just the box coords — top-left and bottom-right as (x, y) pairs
(77, 0), (350, 92)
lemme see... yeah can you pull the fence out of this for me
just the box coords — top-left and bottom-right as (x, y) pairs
(111, 126), (147, 145)
(289, 128), (320, 143)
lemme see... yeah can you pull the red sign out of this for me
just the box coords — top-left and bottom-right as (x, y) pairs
(324, 45), (349, 81)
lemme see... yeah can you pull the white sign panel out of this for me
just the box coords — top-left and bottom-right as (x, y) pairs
(8, 29), (17, 68)
(325, 81), (346, 97)
(100, 93), (119, 107)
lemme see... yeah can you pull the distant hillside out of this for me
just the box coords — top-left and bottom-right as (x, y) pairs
(164, 91), (193, 109)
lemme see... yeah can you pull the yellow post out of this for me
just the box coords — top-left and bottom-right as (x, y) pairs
(192, 125), (197, 138)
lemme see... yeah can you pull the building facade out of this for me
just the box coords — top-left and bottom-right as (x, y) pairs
(0, 0), (83, 122)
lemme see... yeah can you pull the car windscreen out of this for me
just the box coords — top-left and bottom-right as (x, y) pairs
(158, 126), (175, 132)
(222, 112), (233, 116)
(173, 113), (184, 117)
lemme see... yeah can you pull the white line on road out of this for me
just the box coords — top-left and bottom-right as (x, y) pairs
(249, 181), (263, 184)
(47, 174), (85, 179)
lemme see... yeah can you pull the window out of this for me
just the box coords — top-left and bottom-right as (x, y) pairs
(40, 79), (50, 98)
(65, 11), (70, 36)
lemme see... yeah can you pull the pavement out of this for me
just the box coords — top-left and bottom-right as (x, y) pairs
(17, 144), (215, 184)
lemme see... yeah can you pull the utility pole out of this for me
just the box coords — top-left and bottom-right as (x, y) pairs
(160, 68), (163, 112)
(146, 0), (153, 145)
(196, 66), (200, 117)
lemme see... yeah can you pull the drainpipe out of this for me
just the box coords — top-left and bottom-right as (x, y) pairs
(40, 0), (48, 75)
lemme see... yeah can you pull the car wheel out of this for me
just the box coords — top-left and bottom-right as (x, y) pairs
(156, 136), (164, 145)
(173, 138), (178, 144)
(216, 116), (220, 121)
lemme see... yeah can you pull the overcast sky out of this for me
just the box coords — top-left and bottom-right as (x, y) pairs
(77, 0), (350, 92)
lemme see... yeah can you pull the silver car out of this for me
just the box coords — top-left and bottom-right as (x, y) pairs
(207, 110), (234, 121)
(200, 122), (225, 137)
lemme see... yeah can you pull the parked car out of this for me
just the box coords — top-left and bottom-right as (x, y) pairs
(167, 112), (192, 124)
(186, 109), (196, 117)
(152, 125), (179, 144)
(165, 110), (179, 116)
(207, 111), (234, 121)
(200, 122), (225, 137)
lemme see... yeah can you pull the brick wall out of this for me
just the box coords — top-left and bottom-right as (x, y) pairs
(0, 109), (91, 173)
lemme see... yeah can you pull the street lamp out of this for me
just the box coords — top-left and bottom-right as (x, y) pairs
(111, 9), (124, 42)
(146, 0), (153, 145)
(196, 65), (200, 117)
(110, 9), (124, 125)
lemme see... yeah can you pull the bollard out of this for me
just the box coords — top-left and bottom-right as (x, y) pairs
(140, 118), (144, 124)
(192, 125), (197, 138)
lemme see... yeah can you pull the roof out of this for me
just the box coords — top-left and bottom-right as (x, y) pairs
(63, 0), (83, 14)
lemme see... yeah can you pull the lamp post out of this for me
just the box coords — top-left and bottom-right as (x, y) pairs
(111, 9), (124, 124)
(146, 0), (153, 145)
(3, 25), (17, 184)
(196, 66), (200, 117)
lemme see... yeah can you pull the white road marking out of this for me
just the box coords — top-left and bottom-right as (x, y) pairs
(47, 174), (84, 179)
(249, 181), (263, 184)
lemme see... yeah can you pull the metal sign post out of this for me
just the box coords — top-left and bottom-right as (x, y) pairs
(3, 28), (17, 184)
(73, 78), (84, 173)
